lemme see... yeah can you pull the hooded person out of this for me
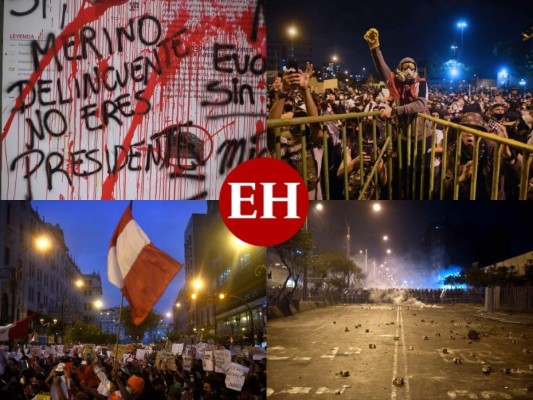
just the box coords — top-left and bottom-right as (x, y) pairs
(363, 28), (433, 199)
(363, 29), (429, 125)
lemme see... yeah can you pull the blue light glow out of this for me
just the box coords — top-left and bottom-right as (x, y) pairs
(437, 266), (466, 289)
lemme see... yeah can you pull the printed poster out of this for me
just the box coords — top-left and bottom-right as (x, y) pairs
(2, 0), (267, 200)
(225, 362), (249, 392)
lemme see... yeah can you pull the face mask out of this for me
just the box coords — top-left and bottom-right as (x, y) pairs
(493, 113), (504, 121)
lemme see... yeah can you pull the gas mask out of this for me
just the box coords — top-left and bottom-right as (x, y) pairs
(396, 59), (418, 84)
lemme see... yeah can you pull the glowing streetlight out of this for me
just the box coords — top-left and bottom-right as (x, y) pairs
(191, 293), (197, 300)
(74, 279), (84, 288)
(192, 278), (204, 291)
(315, 203), (323, 211)
(93, 299), (103, 310)
(372, 203), (382, 212)
(35, 236), (52, 251)
(10, 234), (53, 321)
(456, 21), (467, 61)
(175, 302), (181, 308)
(331, 55), (338, 62)
(287, 25), (297, 59)
(450, 45), (458, 58)
(386, 249), (392, 254)
(166, 312), (172, 319)
(383, 235), (389, 241)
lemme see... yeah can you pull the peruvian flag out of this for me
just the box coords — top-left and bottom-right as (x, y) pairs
(108, 203), (182, 325)
(0, 315), (33, 341)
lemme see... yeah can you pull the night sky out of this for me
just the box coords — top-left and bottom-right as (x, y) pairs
(307, 201), (533, 266)
(267, 0), (531, 78)
(32, 201), (207, 314)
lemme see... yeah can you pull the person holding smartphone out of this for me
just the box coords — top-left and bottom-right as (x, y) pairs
(46, 363), (71, 400)
(267, 62), (324, 199)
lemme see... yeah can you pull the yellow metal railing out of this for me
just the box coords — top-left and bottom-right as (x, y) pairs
(267, 112), (533, 200)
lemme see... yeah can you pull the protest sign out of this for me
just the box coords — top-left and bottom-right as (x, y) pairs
(225, 362), (249, 392)
(202, 350), (214, 372)
(171, 343), (184, 355)
(182, 354), (193, 372)
(213, 349), (232, 373)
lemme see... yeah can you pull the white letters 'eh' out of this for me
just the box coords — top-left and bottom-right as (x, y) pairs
(228, 182), (300, 219)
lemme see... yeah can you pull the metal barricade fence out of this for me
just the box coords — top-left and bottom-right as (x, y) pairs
(267, 112), (533, 200)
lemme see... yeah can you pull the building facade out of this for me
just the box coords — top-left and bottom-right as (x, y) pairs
(0, 201), (102, 342)
(174, 202), (267, 345)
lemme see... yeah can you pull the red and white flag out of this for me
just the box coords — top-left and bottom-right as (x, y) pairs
(108, 203), (182, 325)
(0, 315), (33, 341)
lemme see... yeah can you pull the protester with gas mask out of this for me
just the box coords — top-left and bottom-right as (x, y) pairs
(363, 27), (433, 199)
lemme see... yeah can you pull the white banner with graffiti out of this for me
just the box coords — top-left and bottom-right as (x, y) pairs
(2, 0), (267, 200)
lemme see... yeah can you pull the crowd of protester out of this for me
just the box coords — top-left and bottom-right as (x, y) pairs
(267, 62), (533, 200)
(0, 342), (266, 400)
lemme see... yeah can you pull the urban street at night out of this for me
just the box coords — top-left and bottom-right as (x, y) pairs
(268, 303), (533, 399)
(266, 0), (532, 200)
(267, 201), (533, 399)
(0, 201), (267, 399)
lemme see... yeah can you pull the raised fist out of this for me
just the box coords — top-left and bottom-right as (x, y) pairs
(364, 28), (380, 49)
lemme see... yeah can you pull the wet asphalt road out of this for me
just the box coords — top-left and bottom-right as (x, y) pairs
(267, 303), (533, 399)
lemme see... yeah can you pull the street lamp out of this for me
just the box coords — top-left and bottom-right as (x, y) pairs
(192, 278), (204, 292)
(456, 21), (467, 61)
(451, 45), (458, 59)
(287, 25), (297, 59)
(304, 204), (324, 300)
(57, 279), (86, 343)
(372, 203), (382, 212)
(359, 249), (368, 276)
(191, 292), (198, 337)
(165, 311), (172, 336)
(383, 235), (389, 241)
(9, 234), (52, 322)
(218, 293), (255, 344)
(39, 318), (57, 344)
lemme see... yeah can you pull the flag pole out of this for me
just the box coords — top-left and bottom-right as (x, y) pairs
(113, 294), (124, 368)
